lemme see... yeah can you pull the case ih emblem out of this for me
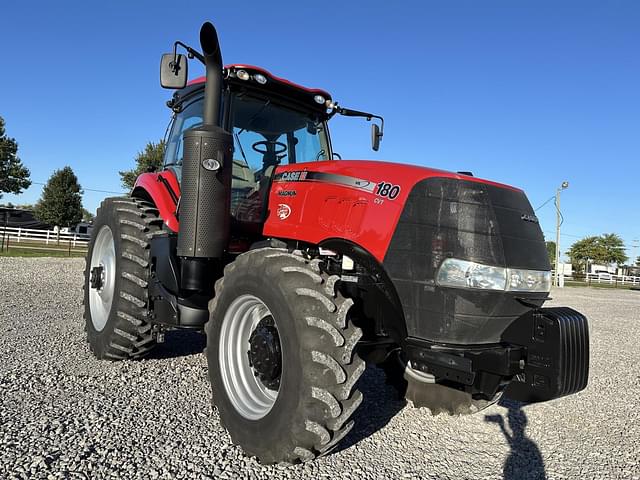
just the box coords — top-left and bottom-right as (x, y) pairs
(277, 204), (292, 220)
(279, 170), (308, 182)
(521, 213), (539, 224)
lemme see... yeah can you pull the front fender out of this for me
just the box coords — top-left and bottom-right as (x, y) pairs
(132, 171), (181, 232)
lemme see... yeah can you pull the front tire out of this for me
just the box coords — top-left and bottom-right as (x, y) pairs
(206, 249), (365, 464)
(83, 197), (161, 359)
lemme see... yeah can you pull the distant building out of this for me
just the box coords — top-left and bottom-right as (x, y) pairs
(558, 263), (573, 277)
(0, 207), (50, 230)
(591, 264), (616, 274)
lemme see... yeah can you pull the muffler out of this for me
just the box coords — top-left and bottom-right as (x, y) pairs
(177, 22), (233, 290)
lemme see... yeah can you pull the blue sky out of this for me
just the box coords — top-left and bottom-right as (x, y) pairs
(1, 1), (638, 261)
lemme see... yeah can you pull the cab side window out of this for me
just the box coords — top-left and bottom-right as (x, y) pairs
(163, 99), (204, 179)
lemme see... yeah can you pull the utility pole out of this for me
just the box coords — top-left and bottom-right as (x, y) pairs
(554, 181), (569, 287)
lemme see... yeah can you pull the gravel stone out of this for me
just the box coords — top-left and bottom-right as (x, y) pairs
(1, 257), (639, 479)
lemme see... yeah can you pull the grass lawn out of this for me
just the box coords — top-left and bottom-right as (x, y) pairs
(0, 246), (86, 258)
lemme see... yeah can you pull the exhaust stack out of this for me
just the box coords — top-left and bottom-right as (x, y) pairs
(177, 22), (233, 290)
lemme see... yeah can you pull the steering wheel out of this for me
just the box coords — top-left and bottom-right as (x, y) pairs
(252, 140), (287, 155)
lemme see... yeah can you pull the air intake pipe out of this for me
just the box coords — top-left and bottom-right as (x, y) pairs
(177, 22), (233, 291)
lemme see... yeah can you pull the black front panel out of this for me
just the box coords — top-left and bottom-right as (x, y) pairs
(383, 177), (550, 344)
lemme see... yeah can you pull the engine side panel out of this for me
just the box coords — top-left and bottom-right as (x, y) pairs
(132, 170), (181, 232)
(262, 160), (518, 262)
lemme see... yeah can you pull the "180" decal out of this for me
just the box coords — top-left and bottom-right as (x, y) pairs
(375, 182), (401, 199)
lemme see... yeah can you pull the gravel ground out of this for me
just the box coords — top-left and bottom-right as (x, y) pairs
(1, 257), (639, 480)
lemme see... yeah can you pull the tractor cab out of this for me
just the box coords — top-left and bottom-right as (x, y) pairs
(163, 65), (335, 225)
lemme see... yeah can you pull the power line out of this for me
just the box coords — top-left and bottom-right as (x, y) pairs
(554, 196), (564, 227)
(543, 231), (584, 239)
(535, 195), (556, 211)
(31, 181), (126, 195)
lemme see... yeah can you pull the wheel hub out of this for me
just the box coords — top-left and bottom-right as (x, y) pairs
(247, 317), (282, 389)
(87, 225), (116, 332)
(90, 265), (105, 290)
(218, 295), (281, 420)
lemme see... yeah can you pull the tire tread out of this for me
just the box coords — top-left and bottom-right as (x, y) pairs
(83, 196), (159, 360)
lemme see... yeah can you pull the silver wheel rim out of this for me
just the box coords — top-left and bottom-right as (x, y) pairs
(219, 295), (281, 420)
(88, 226), (116, 332)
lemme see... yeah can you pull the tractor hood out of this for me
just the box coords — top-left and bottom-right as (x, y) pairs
(264, 159), (540, 263)
(264, 159), (549, 345)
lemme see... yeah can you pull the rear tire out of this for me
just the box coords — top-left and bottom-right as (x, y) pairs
(206, 248), (365, 464)
(83, 196), (161, 360)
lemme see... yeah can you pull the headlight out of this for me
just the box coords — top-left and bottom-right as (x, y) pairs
(436, 258), (506, 291)
(507, 268), (551, 292)
(436, 258), (550, 293)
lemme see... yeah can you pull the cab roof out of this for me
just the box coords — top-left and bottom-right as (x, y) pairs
(170, 64), (332, 115)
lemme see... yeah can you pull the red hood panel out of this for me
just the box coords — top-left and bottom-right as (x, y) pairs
(263, 160), (521, 262)
(307, 160), (522, 192)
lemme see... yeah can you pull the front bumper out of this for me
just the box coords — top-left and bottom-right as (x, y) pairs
(503, 307), (590, 402)
(404, 307), (590, 403)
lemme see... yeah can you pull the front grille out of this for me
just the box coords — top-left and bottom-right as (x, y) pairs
(383, 177), (549, 344)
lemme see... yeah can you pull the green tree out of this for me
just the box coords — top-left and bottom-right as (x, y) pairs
(545, 241), (556, 267)
(567, 234), (628, 273)
(0, 116), (31, 198)
(598, 233), (628, 265)
(81, 207), (95, 222)
(119, 140), (165, 190)
(567, 236), (601, 274)
(34, 166), (83, 243)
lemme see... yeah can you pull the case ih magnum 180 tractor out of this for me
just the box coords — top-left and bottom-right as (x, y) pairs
(83, 22), (589, 463)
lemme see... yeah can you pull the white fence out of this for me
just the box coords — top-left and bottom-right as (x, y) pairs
(0, 226), (90, 248)
(585, 272), (640, 286)
(555, 270), (640, 287)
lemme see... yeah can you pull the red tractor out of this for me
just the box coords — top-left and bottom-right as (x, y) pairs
(83, 22), (589, 463)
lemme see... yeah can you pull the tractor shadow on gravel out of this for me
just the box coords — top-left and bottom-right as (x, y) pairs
(331, 364), (407, 455)
(485, 399), (546, 480)
(146, 330), (207, 359)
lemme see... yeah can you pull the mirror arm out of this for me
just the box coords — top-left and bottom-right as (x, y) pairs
(173, 41), (205, 66)
(330, 103), (384, 135)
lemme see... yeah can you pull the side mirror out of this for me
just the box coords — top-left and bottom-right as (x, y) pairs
(160, 53), (188, 89)
(371, 123), (383, 151)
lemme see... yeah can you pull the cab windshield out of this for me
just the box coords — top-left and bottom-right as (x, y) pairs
(163, 93), (331, 172)
(231, 93), (331, 172)
(163, 92), (331, 223)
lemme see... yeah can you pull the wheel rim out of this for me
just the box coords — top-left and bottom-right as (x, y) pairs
(88, 225), (116, 332)
(219, 295), (282, 420)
